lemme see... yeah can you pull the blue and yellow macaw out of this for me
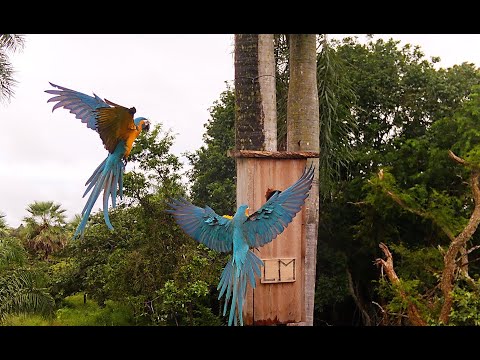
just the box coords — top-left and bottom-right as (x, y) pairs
(45, 82), (150, 238)
(167, 165), (315, 325)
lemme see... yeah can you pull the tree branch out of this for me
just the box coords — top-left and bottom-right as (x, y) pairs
(381, 186), (456, 242)
(346, 267), (372, 326)
(375, 242), (427, 326)
(375, 152), (480, 325)
(439, 162), (480, 323)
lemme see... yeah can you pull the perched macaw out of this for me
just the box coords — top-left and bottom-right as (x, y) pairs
(45, 82), (150, 238)
(167, 165), (315, 325)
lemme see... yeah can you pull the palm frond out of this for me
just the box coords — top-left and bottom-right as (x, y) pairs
(0, 51), (16, 102)
(0, 212), (9, 237)
(0, 34), (24, 103)
(317, 35), (358, 198)
(0, 34), (25, 52)
(0, 268), (54, 322)
(0, 237), (26, 268)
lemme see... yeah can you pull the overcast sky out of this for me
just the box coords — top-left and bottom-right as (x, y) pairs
(1, 34), (480, 228)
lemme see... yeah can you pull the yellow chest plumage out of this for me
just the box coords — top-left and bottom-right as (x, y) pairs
(122, 125), (141, 159)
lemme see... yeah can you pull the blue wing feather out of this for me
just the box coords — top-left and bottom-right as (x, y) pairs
(166, 198), (233, 253)
(74, 145), (125, 238)
(217, 250), (263, 326)
(45, 82), (110, 131)
(243, 165), (315, 248)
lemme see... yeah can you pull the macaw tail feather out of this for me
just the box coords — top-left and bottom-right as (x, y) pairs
(217, 250), (264, 326)
(74, 153), (125, 238)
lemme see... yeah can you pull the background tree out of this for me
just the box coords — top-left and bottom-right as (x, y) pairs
(316, 36), (480, 325)
(50, 122), (226, 325)
(234, 34), (277, 151)
(370, 84), (480, 325)
(0, 34), (25, 103)
(21, 201), (68, 260)
(317, 34), (357, 198)
(0, 212), (9, 237)
(0, 236), (54, 322)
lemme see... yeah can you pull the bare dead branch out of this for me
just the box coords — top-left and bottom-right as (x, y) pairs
(347, 201), (368, 206)
(439, 153), (480, 323)
(375, 242), (427, 326)
(448, 150), (468, 166)
(466, 244), (480, 255)
(371, 301), (385, 314)
(448, 150), (480, 172)
(371, 301), (388, 326)
(346, 268), (372, 326)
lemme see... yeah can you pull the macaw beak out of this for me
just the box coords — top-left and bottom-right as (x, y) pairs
(143, 120), (150, 132)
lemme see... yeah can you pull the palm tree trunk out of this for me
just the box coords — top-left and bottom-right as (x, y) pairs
(286, 34), (320, 326)
(234, 34), (277, 151)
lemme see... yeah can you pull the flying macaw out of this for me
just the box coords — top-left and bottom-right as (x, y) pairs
(167, 165), (315, 326)
(45, 82), (150, 238)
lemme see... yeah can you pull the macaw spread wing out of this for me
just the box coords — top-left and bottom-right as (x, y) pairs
(243, 165), (315, 248)
(45, 82), (136, 154)
(166, 198), (233, 253)
(45, 82), (109, 130)
(96, 105), (136, 154)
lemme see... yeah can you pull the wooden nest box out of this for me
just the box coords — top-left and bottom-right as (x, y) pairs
(229, 149), (319, 325)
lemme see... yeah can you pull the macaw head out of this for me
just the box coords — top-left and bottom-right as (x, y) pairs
(265, 188), (281, 201)
(134, 117), (150, 132)
(235, 204), (250, 221)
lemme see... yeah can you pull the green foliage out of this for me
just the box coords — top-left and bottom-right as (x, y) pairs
(2, 294), (133, 326)
(186, 86), (236, 215)
(0, 212), (9, 237)
(124, 122), (184, 202)
(450, 280), (480, 326)
(47, 120), (226, 326)
(357, 81), (480, 324)
(314, 242), (349, 313)
(315, 35), (480, 325)
(0, 235), (55, 322)
(0, 268), (55, 322)
(435, 85), (480, 166)
(48, 258), (82, 302)
(0, 237), (26, 268)
(1, 313), (56, 326)
(375, 277), (429, 325)
(56, 293), (133, 326)
(317, 36), (357, 198)
(70, 208), (225, 325)
(387, 243), (443, 293)
(155, 278), (213, 326)
(152, 243), (224, 326)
